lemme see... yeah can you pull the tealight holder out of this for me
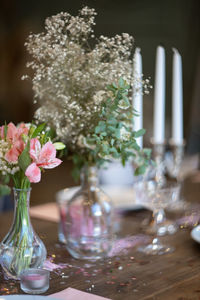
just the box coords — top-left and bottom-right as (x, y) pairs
(167, 139), (185, 180)
(151, 139), (166, 187)
(20, 268), (49, 294)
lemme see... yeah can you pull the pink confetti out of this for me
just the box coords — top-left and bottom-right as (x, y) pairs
(43, 258), (68, 271)
(108, 234), (150, 257)
(176, 215), (200, 227)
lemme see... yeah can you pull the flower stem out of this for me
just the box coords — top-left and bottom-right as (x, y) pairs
(8, 187), (33, 277)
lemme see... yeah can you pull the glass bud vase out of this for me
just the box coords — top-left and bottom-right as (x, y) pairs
(65, 166), (113, 260)
(0, 188), (47, 280)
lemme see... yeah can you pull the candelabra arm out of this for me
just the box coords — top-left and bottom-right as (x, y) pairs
(167, 139), (186, 181)
(151, 139), (166, 187)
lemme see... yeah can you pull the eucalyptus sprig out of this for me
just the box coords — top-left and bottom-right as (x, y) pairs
(71, 78), (151, 180)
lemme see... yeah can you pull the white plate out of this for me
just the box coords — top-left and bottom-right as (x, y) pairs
(191, 225), (200, 243)
(0, 296), (59, 300)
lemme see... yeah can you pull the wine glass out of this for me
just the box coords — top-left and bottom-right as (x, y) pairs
(134, 181), (181, 255)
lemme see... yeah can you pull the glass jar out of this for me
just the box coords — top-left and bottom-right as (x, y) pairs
(65, 166), (113, 260)
(0, 188), (47, 279)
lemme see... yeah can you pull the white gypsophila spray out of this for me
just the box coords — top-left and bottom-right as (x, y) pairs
(24, 7), (149, 152)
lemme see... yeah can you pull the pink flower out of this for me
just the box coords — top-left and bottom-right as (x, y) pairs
(0, 122), (29, 163)
(25, 139), (62, 183)
(25, 162), (41, 183)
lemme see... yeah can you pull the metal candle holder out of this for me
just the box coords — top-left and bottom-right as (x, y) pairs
(151, 139), (166, 187)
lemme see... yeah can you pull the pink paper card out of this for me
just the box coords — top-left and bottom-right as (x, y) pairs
(49, 287), (111, 300)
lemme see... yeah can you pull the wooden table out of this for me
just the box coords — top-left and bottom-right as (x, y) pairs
(0, 175), (200, 300)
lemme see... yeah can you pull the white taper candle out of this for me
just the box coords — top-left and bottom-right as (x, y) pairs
(172, 48), (183, 145)
(132, 47), (143, 148)
(153, 46), (166, 144)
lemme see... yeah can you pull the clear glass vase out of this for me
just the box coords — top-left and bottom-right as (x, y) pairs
(0, 188), (47, 280)
(65, 166), (113, 260)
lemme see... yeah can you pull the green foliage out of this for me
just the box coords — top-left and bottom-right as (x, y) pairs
(18, 142), (31, 172)
(4, 123), (8, 139)
(30, 123), (65, 150)
(71, 77), (151, 179)
(53, 142), (66, 150)
(134, 128), (146, 138)
(0, 184), (11, 196)
(31, 123), (46, 138)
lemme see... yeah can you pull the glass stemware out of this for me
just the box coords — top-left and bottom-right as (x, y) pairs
(134, 181), (181, 255)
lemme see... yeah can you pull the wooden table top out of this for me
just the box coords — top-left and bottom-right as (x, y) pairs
(0, 175), (200, 300)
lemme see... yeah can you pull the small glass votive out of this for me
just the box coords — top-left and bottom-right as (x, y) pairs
(20, 268), (49, 294)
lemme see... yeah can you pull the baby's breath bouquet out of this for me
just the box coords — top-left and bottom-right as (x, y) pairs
(24, 7), (150, 179)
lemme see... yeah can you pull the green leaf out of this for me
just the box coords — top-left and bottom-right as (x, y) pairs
(100, 132), (107, 137)
(109, 147), (118, 154)
(72, 153), (85, 168)
(4, 123), (8, 139)
(134, 128), (146, 138)
(107, 118), (117, 126)
(107, 125), (116, 133)
(101, 144), (109, 154)
(31, 123), (46, 138)
(114, 129), (121, 139)
(29, 125), (36, 137)
(133, 108), (140, 116)
(0, 184), (11, 196)
(119, 77), (125, 88)
(2, 174), (10, 184)
(112, 83), (118, 89)
(117, 122), (123, 129)
(110, 138), (115, 146)
(21, 133), (29, 143)
(95, 121), (106, 134)
(71, 166), (81, 182)
(107, 85), (116, 93)
(45, 127), (56, 140)
(143, 148), (152, 158)
(18, 142), (31, 172)
(122, 96), (130, 106)
(121, 156), (126, 166)
(53, 142), (66, 150)
(134, 165), (146, 176)
(132, 142), (140, 151)
(99, 121), (105, 127)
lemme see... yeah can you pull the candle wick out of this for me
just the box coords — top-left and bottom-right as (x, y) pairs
(135, 47), (141, 54)
(172, 47), (179, 54)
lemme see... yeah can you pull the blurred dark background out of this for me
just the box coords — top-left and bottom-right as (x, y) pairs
(0, 0), (200, 205)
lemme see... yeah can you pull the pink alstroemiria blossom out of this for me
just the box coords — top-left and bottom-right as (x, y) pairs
(25, 138), (62, 183)
(0, 122), (28, 163)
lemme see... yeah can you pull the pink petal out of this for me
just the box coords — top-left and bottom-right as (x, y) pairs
(25, 163), (41, 183)
(37, 142), (62, 169)
(18, 123), (29, 136)
(38, 158), (62, 169)
(5, 147), (20, 163)
(30, 138), (41, 162)
(0, 126), (4, 139)
(14, 140), (25, 153)
(7, 122), (17, 141)
(39, 142), (56, 162)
